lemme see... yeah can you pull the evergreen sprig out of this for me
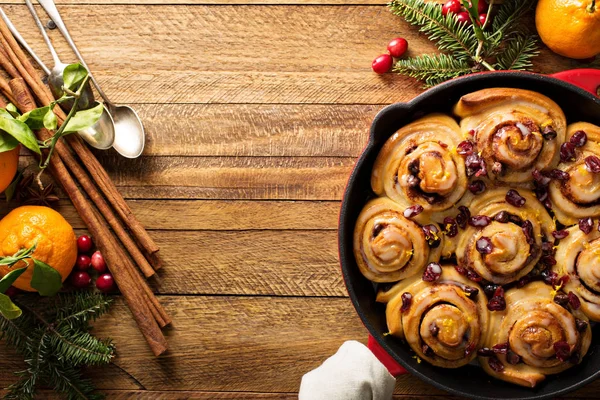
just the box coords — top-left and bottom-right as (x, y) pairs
(0, 291), (114, 400)
(388, 0), (540, 87)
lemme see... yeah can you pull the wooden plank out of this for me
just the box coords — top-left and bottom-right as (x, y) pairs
(1, 200), (341, 230)
(0, 5), (579, 105)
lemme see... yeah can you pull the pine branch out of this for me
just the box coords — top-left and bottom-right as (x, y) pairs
(388, 0), (478, 61)
(49, 326), (115, 367)
(45, 364), (105, 400)
(394, 53), (473, 87)
(53, 292), (113, 329)
(486, 0), (536, 51)
(495, 34), (539, 70)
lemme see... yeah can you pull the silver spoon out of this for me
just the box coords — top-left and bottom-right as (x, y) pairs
(38, 0), (146, 159)
(0, 7), (115, 150)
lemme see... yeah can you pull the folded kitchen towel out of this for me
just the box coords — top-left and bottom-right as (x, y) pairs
(299, 340), (396, 400)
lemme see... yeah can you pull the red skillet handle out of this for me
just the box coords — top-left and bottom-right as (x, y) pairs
(551, 69), (600, 97)
(367, 335), (408, 376)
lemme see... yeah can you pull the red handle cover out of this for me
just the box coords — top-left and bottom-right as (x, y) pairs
(367, 335), (408, 376)
(551, 69), (600, 97)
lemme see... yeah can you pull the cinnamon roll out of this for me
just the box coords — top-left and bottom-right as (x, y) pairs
(455, 188), (555, 284)
(371, 114), (467, 213)
(379, 266), (488, 368)
(480, 281), (591, 387)
(353, 197), (442, 282)
(553, 224), (600, 321)
(549, 122), (600, 225)
(453, 88), (566, 183)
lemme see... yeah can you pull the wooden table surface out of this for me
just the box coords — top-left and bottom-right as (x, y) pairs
(0, 0), (598, 398)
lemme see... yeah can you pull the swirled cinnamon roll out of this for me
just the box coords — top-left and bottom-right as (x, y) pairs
(379, 266), (488, 368)
(480, 282), (591, 387)
(456, 188), (555, 284)
(353, 197), (442, 282)
(371, 114), (467, 213)
(453, 88), (566, 183)
(549, 122), (600, 225)
(553, 225), (600, 321)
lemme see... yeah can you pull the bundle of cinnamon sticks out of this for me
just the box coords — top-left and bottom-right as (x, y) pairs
(0, 16), (170, 356)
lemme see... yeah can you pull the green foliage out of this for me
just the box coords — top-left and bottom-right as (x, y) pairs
(0, 291), (114, 400)
(30, 259), (63, 297)
(388, 0), (540, 87)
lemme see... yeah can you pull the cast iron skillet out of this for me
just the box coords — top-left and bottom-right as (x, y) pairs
(339, 69), (600, 400)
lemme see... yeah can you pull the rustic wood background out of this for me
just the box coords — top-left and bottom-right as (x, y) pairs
(0, 0), (598, 398)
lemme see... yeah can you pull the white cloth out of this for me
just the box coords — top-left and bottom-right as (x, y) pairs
(299, 340), (396, 400)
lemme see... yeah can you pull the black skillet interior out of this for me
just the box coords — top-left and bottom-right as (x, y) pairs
(339, 71), (600, 400)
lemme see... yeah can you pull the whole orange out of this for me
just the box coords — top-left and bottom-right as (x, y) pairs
(536, 0), (600, 59)
(0, 206), (77, 292)
(0, 147), (19, 194)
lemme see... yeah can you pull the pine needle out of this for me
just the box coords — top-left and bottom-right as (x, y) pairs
(394, 53), (473, 87)
(495, 34), (539, 70)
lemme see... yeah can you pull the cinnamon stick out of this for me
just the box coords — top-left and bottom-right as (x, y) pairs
(0, 46), (20, 79)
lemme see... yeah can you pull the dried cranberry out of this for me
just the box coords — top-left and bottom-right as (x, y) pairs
(401, 292), (412, 312)
(423, 262), (442, 282)
(408, 160), (420, 175)
(478, 347), (494, 357)
(552, 230), (569, 239)
(534, 185), (549, 203)
(568, 291), (581, 309)
(576, 319), (588, 332)
(463, 285), (479, 299)
(585, 155), (600, 173)
(560, 142), (577, 163)
(542, 125), (557, 140)
(404, 205), (424, 219)
(444, 217), (459, 237)
(521, 220), (535, 245)
(476, 236), (493, 254)
(430, 323), (439, 337)
(406, 175), (420, 187)
(556, 275), (570, 287)
(457, 140), (475, 156)
(464, 342), (476, 357)
(483, 284), (498, 298)
(506, 189), (526, 207)
(468, 129), (475, 136)
(548, 169), (570, 180)
(456, 210), (468, 229)
(579, 217), (593, 234)
(422, 224), (441, 248)
(542, 242), (555, 254)
(488, 287), (506, 311)
(542, 269), (558, 286)
(372, 223), (386, 238)
(569, 352), (581, 364)
(469, 215), (492, 228)
(517, 275), (532, 288)
(506, 351), (521, 365)
(468, 180), (486, 194)
(455, 265), (467, 275)
(570, 130), (588, 147)
(488, 356), (505, 372)
(492, 342), (509, 354)
(467, 269), (483, 282)
(553, 293), (569, 307)
(540, 254), (557, 267)
(490, 161), (503, 176)
(466, 154), (486, 177)
(475, 160), (488, 177)
(422, 344), (434, 357)
(554, 341), (571, 362)
(508, 214), (523, 226)
(532, 169), (552, 186)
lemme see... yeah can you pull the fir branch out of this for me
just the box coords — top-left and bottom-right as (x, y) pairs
(49, 326), (115, 367)
(45, 364), (105, 400)
(495, 34), (539, 70)
(394, 53), (473, 87)
(52, 292), (113, 329)
(487, 0), (536, 49)
(388, 0), (478, 61)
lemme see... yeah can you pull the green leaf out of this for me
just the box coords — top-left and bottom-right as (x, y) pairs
(4, 171), (22, 201)
(3, 105), (18, 119)
(62, 102), (103, 134)
(0, 292), (22, 319)
(30, 259), (62, 297)
(43, 110), (58, 131)
(0, 267), (27, 293)
(0, 130), (19, 153)
(19, 106), (51, 130)
(62, 63), (88, 92)
(0, 117), (40, 154)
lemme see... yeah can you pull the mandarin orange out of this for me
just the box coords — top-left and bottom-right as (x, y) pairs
(0, 147), (19, 194)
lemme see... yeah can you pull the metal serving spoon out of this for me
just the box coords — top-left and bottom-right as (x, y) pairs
(37, 0), (146, 159)
(0, 7), (115, 150)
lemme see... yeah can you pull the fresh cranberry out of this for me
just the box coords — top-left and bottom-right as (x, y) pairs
(542, 125), (557, 140)
(96, 274), (115, 293)
(76, 254), (92, 271)
(422, 224), (441, 248)
(77, 235), (93, 254)
(576, 319), (588, 332)
(91, 251), (107, 273)
(467, 269), (483, 282)
(469, 215), (492, 228)
(532, 169), (551, 186)
(404, 205), (424, 218)
(401, 292), (412, 312)
(444, 217), (459, 237)
(387, 38), (408, 58)
(488, 356), (505, 372)
(579, 217), (594, 234)
(372, 54), (393, 74)
(468, 180), (486, 194)
(478, 13), (488, 26)
(554, 293), (569, 307)
(570, 130), (588, 147)
(429, 323), (439, 337)
(568, 292), (581, 309)
(70, 271), (92, 289)
(521, 220), (535, 245)
(560, 142), (576, 163)
(585, 155), (600, 173)
(442, 0), (462, 15)
(456, 11), (472, 25)
(463, 285), (479, 299)
(423, 262), (442, 282)
(493, 211), (509, 223)
(493, 342), (509, 355)
(506, 351), (521, 365)
(478, 348), (494, 357)
(476, 236), (493, 254)
(457, 140), (475, 156)
(4, 286), (19, 298)
(548, 169), (570, 180)
(477, 0), (488, 13)
(506, 189), (526, 207)
(554, 341), (571, 362)
(552, 230), (569, 239)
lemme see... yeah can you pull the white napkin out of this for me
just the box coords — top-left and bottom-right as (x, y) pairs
(299, 340), (396, 400)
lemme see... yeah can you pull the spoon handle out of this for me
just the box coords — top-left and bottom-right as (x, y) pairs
(36, 0), (113, 107)
(24, 0), (61, 70)
(0, 7), (51, 76)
